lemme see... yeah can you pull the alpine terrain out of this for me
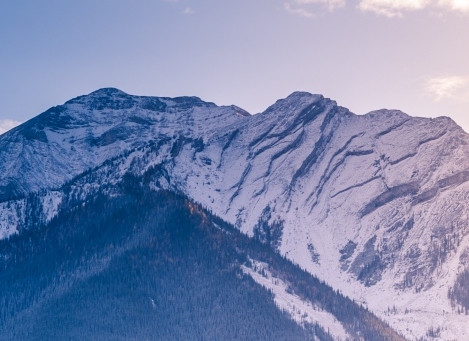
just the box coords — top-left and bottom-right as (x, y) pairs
(1, 88), (469, 340)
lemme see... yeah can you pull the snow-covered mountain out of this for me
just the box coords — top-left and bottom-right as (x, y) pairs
(2, 88), (469, 340)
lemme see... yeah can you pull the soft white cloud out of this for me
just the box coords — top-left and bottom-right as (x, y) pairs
(438, 0), (469, 12)
(358, 0), (469, 16)
(0, 119), (21, 135)
(182, 7), (195, 14)
(424, 75), (469, 102)
(285, 0), (468, 16)
(358, 0), (428, 17)
(295, 0), (346, 10)
(285, 3), (315, 17)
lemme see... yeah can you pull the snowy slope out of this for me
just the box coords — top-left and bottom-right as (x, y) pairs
(1, 88), (469, 340)
(0, 88), (248, 201)
(241, 259), (351, 341)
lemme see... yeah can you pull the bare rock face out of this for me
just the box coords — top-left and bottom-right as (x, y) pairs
(2, 88), (469, 340)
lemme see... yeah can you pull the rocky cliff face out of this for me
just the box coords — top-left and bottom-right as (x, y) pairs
(2, 88), (469, 340)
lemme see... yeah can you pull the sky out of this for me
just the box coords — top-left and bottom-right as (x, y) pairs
(1, 0), (468, 134)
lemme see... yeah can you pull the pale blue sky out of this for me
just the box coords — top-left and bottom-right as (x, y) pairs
(1, 0), (468, 133)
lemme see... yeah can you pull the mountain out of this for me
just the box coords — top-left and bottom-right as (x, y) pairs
(1, 88), (469, 340)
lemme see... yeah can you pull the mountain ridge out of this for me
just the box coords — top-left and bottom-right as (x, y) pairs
(1, 88), (469, 340)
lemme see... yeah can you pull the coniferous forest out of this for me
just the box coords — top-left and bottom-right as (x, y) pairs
(0, 174), (407, 341)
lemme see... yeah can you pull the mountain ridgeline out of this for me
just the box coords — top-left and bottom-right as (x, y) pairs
(1, 88), (469, 340)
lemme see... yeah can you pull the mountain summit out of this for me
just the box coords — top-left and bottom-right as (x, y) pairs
(1, 88), (469, 340)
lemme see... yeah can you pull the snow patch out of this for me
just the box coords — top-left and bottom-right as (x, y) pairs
(241, 259), (350, 341)
(42, 191), (63, 223)
(0, 200), (25, 239)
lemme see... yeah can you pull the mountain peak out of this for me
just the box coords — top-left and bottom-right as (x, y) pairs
(283, 91), (325, 104)
(89, 87), (129, 96)
(261, 91), (326, 116)
(64, 87), (136, 111)
(287, 91), (320, 98)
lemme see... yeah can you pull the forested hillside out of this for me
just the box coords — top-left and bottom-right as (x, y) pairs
(0, 175), (406, 341)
